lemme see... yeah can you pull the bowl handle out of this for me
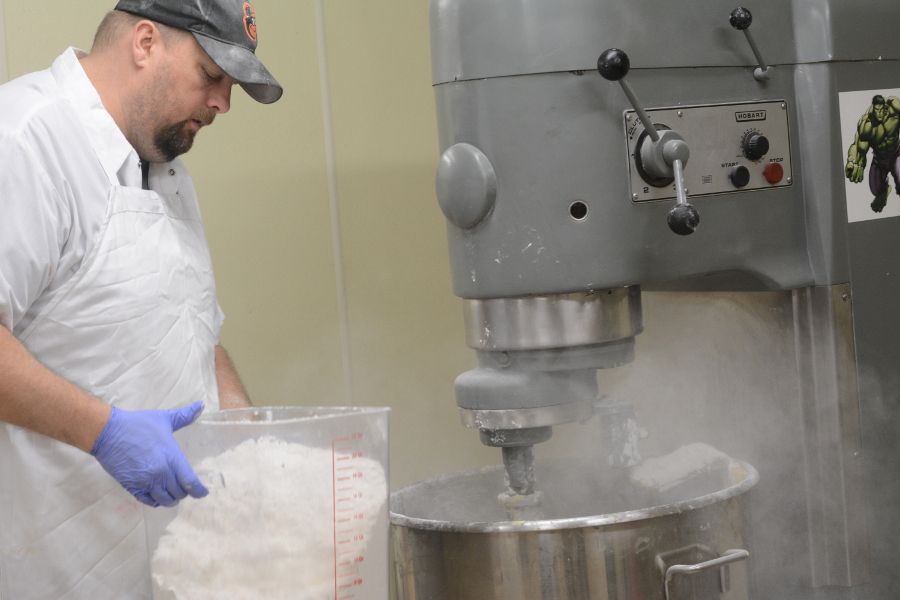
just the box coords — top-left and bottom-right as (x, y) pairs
(660, 548), (749, 600)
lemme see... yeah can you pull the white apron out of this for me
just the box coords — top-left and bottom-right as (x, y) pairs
(0, 165), (222, 599)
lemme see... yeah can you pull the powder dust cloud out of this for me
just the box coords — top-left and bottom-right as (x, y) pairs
(535, 289), (867, 598)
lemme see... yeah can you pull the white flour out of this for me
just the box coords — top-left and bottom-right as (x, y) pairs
(629, 442), (731, 493)
(150, 436), (386, 600)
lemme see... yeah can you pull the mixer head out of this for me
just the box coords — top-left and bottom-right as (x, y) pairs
(455, 288), (643, 507)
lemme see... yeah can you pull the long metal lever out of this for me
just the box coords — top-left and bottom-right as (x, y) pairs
(619, 82), (660, 143)
(730, 7), (771, 81)
(665, 143), (698, 235)
(597, 48), (659, 141)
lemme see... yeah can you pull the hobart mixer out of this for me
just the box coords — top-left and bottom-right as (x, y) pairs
(391, 1), (900, 598)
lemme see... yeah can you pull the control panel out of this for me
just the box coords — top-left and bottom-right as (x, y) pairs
(624, 100), (793, 202)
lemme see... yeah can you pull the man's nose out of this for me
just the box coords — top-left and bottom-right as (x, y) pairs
(209, 80), (233, 115)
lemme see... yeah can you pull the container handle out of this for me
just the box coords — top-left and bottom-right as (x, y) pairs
(663, 548), (749, 600)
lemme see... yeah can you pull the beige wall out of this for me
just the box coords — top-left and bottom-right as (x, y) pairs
(2, 1), (496, 487)
(0, 1), (6, 82)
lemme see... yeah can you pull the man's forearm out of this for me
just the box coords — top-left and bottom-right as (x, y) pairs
(0, 325), (110, 453)
(215, 344), (251, 409)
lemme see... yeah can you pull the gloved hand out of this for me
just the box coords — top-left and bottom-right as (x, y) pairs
(91, 401), (209, 507)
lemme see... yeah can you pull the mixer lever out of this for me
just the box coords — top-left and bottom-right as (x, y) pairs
(729, 7), (771, 81)
(598, 49), (699, 235)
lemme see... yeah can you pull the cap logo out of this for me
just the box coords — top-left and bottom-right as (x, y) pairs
(242, 2), (258, 43)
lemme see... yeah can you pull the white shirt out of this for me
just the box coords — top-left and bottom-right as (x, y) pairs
(0, 48), (224, 599)
(0, 47), (218, 335)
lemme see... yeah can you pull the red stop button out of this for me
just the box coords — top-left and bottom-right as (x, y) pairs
(764, 162), (784, 184)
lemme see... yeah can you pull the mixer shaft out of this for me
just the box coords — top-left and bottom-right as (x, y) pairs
(502, 445), (536, 495)
(498, 445), (544, 520)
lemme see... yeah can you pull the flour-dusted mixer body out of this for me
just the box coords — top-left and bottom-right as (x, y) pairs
(391, 1), (900, 598)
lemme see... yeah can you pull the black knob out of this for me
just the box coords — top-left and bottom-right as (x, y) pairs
(730, 165), (751, 188)
(743, 133), (770, 161)
(597, 49), (630, 81)
(667, 204), (700, 236)
(730, 7), (753, 30)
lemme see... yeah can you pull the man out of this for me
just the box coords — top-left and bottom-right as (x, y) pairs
(845, 94), (900, 212)
(0, 1), (281, 597)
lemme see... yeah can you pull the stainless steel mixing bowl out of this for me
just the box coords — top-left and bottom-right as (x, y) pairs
(391, 457), (758, 600)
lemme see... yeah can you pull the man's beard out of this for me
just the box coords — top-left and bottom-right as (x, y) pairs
(154, 120), (197, 163)
(151, 108), (216, 162)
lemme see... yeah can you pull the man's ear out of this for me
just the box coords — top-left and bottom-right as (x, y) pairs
(131, 20), (160, 68)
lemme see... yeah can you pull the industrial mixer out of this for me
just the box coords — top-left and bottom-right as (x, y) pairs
(391, 1), (900, 598)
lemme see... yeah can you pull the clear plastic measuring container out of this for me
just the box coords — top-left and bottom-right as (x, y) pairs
(144, 406), (390, 600)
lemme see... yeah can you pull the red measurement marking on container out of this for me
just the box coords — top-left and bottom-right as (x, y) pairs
(333, 433), (367, 600)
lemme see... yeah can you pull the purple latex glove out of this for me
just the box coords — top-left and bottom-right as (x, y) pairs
(91, 401), (209, 507)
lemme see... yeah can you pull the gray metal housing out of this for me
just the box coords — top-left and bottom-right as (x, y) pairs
(431, 0), (900, 299)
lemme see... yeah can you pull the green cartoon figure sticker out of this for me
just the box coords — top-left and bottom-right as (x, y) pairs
(845, 94), (900, 213)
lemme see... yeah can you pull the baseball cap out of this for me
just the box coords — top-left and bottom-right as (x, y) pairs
(114, 0), (283, 104)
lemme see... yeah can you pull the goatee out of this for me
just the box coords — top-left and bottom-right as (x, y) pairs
(154, 120), (196, 162)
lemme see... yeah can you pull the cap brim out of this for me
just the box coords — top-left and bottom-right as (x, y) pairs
(192, 33), (283, 104)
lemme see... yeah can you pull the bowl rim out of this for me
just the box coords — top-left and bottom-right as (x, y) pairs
(389, 459), (759, 533)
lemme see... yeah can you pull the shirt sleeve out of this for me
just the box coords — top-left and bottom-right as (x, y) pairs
(0, 134), (69, 332)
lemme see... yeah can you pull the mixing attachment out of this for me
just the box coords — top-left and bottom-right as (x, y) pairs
(498, 443), (542, 519)
(453, 288), (643, 515)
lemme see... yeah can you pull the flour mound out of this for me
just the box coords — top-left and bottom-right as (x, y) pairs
(151, 436), (386, 600)
(629, 442), (731, 493)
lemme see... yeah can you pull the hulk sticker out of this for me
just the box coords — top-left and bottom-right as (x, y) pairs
(841, 89), (900, 222)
